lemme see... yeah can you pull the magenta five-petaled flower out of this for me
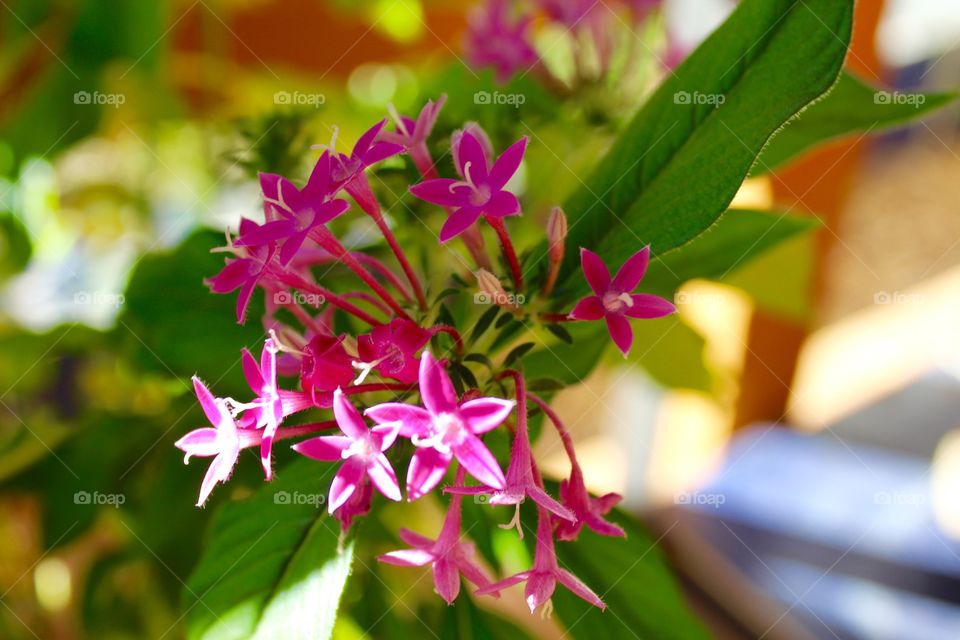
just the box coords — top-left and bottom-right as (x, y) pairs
(569, 246), (677, 356)
(206, 218), (277, 324)
(378, 96), (447, 178)
(292, 388), (402, 512)
(366, 351), (512, 500)
(355, 318), (430, 385)
(464, 0), (539, 84)
(409, 131), (526, 243)
(239, 338), (283, 480)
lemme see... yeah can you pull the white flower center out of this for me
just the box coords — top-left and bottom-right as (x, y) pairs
(342, 435), (379, 461)
(602, 291), (633, 314)
(412, 412), (465, 454)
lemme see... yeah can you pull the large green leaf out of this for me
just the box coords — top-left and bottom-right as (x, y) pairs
(185, 458), (354, 640)
(754, 71), (959, 173)
(548, 0), (853, 301)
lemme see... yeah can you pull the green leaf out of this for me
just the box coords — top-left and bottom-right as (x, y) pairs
(439, 594), (535, 640)
(545, 323), (574, 344)
(754, 71), (959, 173)
(469, 306), (501, 344)
(185, 458), (354, 640)
(503, 342), (535, 367)
(549, 0), (853, 301)
(642, 208), (819, 297)
(523, 323), (610, 387)
(629, 317), (712, 391)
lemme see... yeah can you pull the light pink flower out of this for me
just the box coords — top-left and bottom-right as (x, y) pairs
(365, 351), (511, 499)
(569, 246), (676, 356)
(379, 96), (447, 177)
(293, 388), (402, 512)
(465, 0), (539, 84)
(477, 507), (605, 613)
(238, 339), (284, 480)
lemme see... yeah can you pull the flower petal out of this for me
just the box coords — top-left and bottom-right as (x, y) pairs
(365, 403), (433, 438)
(528, 485), (576, 521)
(193, 377), (225, 429)
(459, 397), (514, 434)
(418, 351), (458, 414)
(569, 295), (604, 321)
(557, 569), (606, 609)
(371, 423), (401, 451)
(291, 435), (352, 461)
(440, 207), (483, 243)
(409, 179), (469, 207)
(398, 528), (434, 548)
(474, 571), (531, 597)
(175, 428), (220, 460)
(624, 294), (676, 319)
(235, 219), (293, 246)
(407, 446), (453, 500)
(488, 136), (527, 190)
(580, 248), (611, 294)
(197, 448), (238, 507)
(455, 131), (489, 184)
(378, 549), (435, 567)
(482, 190), (521, 218)
(332, 388), (369, 440)
(241, 348), (265, 393)
(453, 433), (505, 490)
(367, 453), (402, 502)
(328, 458), (366, 514)
(612, 246), (650, 291)
(605, 314), (633, 357)
(433, 558), (461, 604)
(525, 572), (557, 613)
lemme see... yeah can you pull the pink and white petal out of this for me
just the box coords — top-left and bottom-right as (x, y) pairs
(455, 131), (489, 184)
(611, 245), (651, 291)
(398, 527), (435, 548)
(580, 248), (611, 294)
(605, 314), (634, 357)
(528, 485), (576, 522)
(328, 458), (366, 514)
(557, 569), (606, 609)
(569, 295), (604, 321)
(196, 450), (237, 507)
(488, 136), (528, 190)
(378, 548), (435, 567)
(482, 190), (521, 218)
(235, 280), (257, 324)
(261, 339), (277, 387)
(332, 388), (369, 440)
(409, 179), (469, 207)
(524, 573), (557, 612)
(459, 397), (514, 434)
(439, 207), (482, 243)
(241, 348), (265, 393)
(474, 571), (531, 596)
(418, 351), (459, 415)
(259, 420), (280, 480)
(624, 294), (676, 319)
(367, 453), (402, 501)
(365, 403), (432, 438)
(192, 377), (225, 429)
(433, 558), (462, 604)
(291, 435), (351, 461)
(453, 434), (506, 490)
(407, 446), (453, 501)
(175, 428), (220, 460)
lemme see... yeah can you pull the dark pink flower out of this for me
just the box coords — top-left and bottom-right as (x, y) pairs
(477, 507), (605, 613)
(409, 131), (526, 243)
(206, 218), (276, 324)
(356, 318), (430, 385)
(365, 351), (511, 499)
(300, 335), (356, 403)
(378, 469), (498, 604)
(378, 96), (447, 177)
(465, 0), (539, 84)
(330, 119), (404, 216)
(554, 466), (625, 541)
(292, 388), (402, 512)
(569, 246), (676, 356)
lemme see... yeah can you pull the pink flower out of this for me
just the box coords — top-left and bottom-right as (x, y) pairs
(477, 507), (605, 613)
(569, 246), (676, 356)
(206, 218), (276, 324)
(554, 466), (625, 541)
(464, 0), (539, 84)
(300, 335), (356, 403)
(176, 378), (248, 506)
(379, 96), (447, 177)
(365, 351), (511, 499)
(378, 469), (498, 604)
(330, 119), (404, 216)
(238, 339), (285, 480)
(236, 155), (350, 264)
(355, 318), (430, 385)
(410, 131), (526, 243)
(292, 388), (402, 513)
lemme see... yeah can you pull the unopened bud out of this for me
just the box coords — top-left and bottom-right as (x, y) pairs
(547, 207), (567, 263)
(475, 269), (518, 310)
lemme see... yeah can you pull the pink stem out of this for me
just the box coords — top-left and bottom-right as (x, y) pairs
(344, 382), (415, 395)
(528, 393), (579, 468)
(341, 291), (392, 317)
(429, 324), (464, 355)
(485, 216), (523, 291)
(353, 252), (415, 303)
(539, 312), (575, 323)
(369, 211), (428, 310)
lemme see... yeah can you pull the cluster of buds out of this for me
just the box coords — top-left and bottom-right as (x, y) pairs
(175, 96), (674, 613)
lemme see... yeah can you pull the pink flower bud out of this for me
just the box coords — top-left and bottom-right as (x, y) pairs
(475, 269), (518, 310)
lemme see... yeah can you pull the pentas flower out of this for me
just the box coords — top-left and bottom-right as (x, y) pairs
(300, 335), (356, 405)
(355, 318), (430, 385)
(569, 246), (676, 356)
(365, 351), (511, 500)
(292, 388), (402, 513)
(238, 155), (351, 265)
(554, 466), (624, 541)
(176, 378), (245, 507)
(207, 218), (276, 323)
(330, 119), (404, 216)
(465, 0), (539, 84)
(379, 96), (447, 178)
(378, 469), (498, 604)
(238, 339), (284, 480)
(410, 131), (526, 242)
(477, 507), (605, 613)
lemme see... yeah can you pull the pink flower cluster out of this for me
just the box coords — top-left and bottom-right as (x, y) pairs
(176, 98), (674, 613)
